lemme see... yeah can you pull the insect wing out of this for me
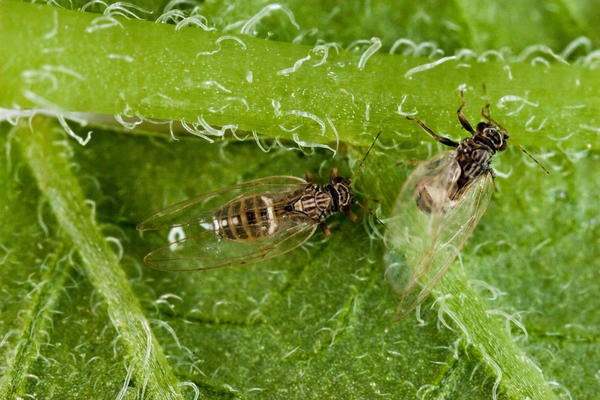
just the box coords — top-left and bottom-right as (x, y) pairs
(385, 152), (494, 319)
(137, 176), (316, 271)
(143, 220), (318, 271)
(137, 176), (307, 231)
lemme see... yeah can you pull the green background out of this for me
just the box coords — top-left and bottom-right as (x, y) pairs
(0, 1), (598, 399)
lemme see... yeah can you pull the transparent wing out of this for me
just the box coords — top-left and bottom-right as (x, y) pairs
(143, 220), (319, 271)
(385, 151), (494, 319)
(137, 175), (307, 231)
(137, 176), (318, 271)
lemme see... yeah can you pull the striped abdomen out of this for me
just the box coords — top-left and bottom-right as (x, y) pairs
(213, 194), (282, 241)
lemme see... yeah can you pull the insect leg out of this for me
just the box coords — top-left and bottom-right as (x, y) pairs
(329, 167), (339, 181)
(406, 116), (459, 148)
(344, 209), (359, 223)
(457, 90), (477, 136)
(479, 83), (502, 128)
(320, 222), (332, 237)
(480, 101), (506, 132)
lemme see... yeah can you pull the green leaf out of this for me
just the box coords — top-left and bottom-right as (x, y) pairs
(0, 1), (598, 399)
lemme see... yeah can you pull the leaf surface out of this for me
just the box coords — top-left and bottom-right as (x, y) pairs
(0, 1), (598, 399)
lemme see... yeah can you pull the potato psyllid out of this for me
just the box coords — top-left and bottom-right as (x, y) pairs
(138, 132), (381, 271)
(385, 91), (547, 319)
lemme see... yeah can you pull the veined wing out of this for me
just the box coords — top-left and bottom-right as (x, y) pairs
(137, 175), (316, 271)
(142, 219), (318, 271)
(137, 175), (307, 231)
(385, 151), (494, 319)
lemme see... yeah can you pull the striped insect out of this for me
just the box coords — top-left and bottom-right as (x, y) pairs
(385, 90), (548, 319)
(137, 132), (380, 271)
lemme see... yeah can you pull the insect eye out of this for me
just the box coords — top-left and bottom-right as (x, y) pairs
(476, 122), (490, 132)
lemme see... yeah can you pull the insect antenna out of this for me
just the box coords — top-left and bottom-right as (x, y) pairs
(351, 130), (382, 179)
(512, 143), (550, 174)
(349, 130), (386, 230)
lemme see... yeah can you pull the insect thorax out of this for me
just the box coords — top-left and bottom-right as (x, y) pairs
(455, 138), (494, 185)
(288, 184), (337, 222)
